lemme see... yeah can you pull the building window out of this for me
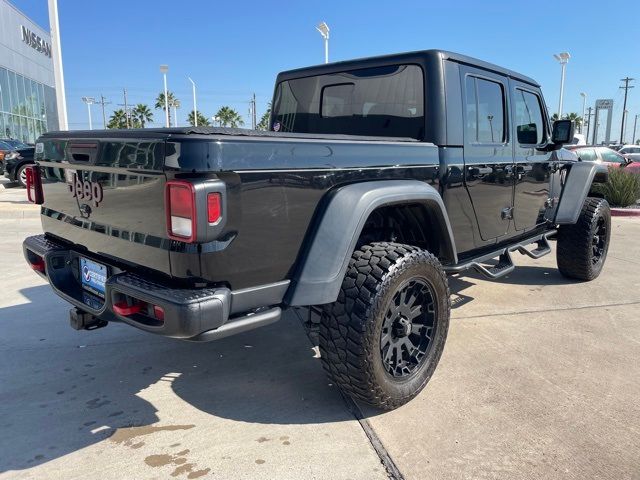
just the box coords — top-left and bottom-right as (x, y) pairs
(0, 67), (53, 143)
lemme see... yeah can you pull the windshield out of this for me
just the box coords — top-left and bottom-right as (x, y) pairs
(0, 141), (12, 150)
(272, 64), (425, 139)
(599, 148), (626, 163)
(1, 139), (30, 149)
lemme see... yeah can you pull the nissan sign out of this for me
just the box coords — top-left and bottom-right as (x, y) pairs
(20, 25), (52, 58)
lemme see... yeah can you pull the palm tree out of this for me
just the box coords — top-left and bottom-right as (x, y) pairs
(132, 104), (153, 128)
(107, 109), (128, 129)
(564, 112), (582, 130)
(155, 91), (179, 126)
(257, 103), (271, 130)
(215, 106), (244, 128)
(551, 112), (582, 130)
(187, 110), (211, 127)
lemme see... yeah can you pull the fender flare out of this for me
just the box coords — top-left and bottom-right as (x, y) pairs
(555, 162), (608, 225)
(287, 180), (457, 306)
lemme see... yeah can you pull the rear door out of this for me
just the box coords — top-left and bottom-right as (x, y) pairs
(510, 82), (554, 231)
(461, 66), (514, 241)
(36, 136), (172, 275)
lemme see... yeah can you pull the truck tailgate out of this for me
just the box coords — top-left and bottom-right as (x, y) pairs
(35, 136), (172, 276)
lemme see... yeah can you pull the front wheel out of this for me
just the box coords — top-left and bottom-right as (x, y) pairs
(319, 242), (450, 410)
(556, 197), (611, 281)
(16, 163), (29, 188)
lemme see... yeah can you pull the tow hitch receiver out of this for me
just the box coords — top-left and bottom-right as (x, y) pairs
(69, 307), (108, 331)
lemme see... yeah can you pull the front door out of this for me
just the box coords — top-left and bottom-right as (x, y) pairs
(461, 66), (514, 241)
(510, 81), (554, 231)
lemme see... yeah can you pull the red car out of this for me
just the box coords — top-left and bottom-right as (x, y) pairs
(566, 145), (640, 174)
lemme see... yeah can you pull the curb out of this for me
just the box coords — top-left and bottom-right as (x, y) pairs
(611, 208), (640, 217)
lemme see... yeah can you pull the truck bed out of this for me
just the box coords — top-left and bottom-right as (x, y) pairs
(34, 128), (438, 290)
(40, 126), (419, 143)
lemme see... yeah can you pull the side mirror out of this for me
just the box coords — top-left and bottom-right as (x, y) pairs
(551, 119), (575, 145)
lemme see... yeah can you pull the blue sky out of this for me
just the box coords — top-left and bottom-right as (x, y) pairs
(11, 0), (640, 140)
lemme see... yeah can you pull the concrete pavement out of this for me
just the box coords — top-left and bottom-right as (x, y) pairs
(362, 217), (640, 480)
(1, 178), (639, 479)
(0, 180), (388, 480)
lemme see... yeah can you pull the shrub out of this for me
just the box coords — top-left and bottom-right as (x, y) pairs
(592, 166), (640, 208)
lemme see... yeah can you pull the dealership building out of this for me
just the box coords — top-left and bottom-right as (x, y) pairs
(0, 0), (58, 143)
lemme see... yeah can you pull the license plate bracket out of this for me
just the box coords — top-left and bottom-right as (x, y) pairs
(80, 257), (107, 298)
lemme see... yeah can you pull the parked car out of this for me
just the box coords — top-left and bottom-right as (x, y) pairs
(0, 140), (14, 174)
(566, 145), (640, 174)
(24, 49), (610, 410)
(0, 139), (31, 150)
(618, 144), (640, 162)
(0, 140), (36, 187)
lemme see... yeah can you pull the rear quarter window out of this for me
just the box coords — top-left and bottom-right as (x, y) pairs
(272, 64), (425, 139)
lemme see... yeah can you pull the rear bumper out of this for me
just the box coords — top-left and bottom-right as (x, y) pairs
(23, 234), (286, 341)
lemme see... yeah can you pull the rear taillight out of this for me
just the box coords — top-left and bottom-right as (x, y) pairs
(165, 180), (197, 242)
(25, 165), (44, 204)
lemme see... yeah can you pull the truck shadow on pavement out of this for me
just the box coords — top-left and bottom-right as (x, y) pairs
(0, 286), (358, 472)
(448, 265), (581, 309)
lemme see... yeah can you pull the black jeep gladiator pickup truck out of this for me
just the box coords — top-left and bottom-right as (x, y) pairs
(24, 50), (610, 410)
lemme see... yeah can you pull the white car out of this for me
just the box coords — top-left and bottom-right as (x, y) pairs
(618, 145), (640, 161)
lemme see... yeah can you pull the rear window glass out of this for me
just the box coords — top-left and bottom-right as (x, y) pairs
(272, 64), (424, 139)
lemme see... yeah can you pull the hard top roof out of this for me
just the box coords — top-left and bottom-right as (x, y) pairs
(276, 49), (540, 87)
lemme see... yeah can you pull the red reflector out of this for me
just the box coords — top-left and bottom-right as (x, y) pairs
(165, 181), (197, 242)
(26, 165), (44, 204)
(207, 192), (221, 223)
(30, 258), (45, 272)
(153, 305), (165, 321)
(113, 301), (145, 316)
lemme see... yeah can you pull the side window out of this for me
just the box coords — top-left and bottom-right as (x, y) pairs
(577, 149), (597, 161)
(465, 76), (506, 144)
(514, 89), (545, 145)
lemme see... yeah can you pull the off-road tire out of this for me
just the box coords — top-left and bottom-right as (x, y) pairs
(319, 242), (450, 410)
(557, 197), (611, 281)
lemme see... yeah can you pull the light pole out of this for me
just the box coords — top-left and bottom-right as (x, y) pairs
(580, 92), (587, 134)
(188, 77), (197, 127)
(160, 64), (169, 127)
(553, 52), (570, 118)
(316, 22), (330, 64)
(47, 0), (68, 130)
(173, 104), (178, 127)
(633, 114), (639, 145)
(81, 96), (95, 130)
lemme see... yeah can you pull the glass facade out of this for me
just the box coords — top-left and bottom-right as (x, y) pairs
(0, 66), (55, 144)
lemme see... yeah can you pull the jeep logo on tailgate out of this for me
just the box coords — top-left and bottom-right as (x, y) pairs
(69, 174), (103, 207)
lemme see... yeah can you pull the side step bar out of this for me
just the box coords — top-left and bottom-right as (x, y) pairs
(444, 231), (555, 280)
